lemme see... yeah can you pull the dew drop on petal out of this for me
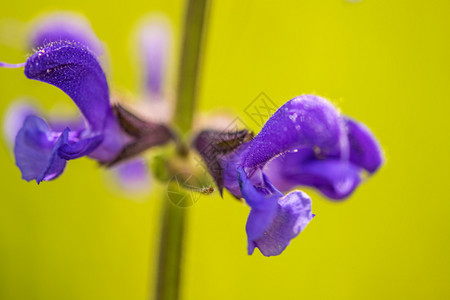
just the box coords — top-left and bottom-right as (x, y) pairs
(289, 112), (298, 122)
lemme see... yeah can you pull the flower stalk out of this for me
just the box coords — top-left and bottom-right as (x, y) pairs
(154, 0), (209, 299)
(173, 0), (209, 137)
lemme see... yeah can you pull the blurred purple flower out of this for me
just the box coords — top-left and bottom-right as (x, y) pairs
(137, 16), (171, 99)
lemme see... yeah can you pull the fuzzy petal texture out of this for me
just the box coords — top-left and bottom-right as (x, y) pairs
(14, 116), (69, 183)
(241, 95), (348, 170)
(30, 12), (103, 56)
(24, 41), (110, 132)
(238, 168), (314, 256)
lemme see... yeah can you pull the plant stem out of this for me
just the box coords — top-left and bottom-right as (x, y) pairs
(173, 0), (209, 136)
(154, 0), (209, 300)
(154, 187), (187, 300)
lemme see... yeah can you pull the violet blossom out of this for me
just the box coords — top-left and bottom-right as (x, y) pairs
(194, 95), (383, 256)
(1, 14), (173, 184)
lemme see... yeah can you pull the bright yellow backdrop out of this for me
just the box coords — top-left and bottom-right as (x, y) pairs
(1, 0), (449, 299)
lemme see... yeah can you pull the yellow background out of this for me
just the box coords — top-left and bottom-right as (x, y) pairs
(1, 0), (450, 299)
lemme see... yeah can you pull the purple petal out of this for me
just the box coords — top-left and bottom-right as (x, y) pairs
(58, 134), (104, 160)
(138, 16), (171, 97)
(221, 144), (249, 198)
(241, 95), (348, 170)
(249, 190), (314, 257)
(87, 113), (131, 163)
(2, 100), (38, 146)
(345, 117), (383, 173)
(24, 41), (111, 132)
(14, 116), (68, 183)
(29, 12), (103, 56)
(266, 151), (361, 199)
(238, 167), (314, 256)
(47, 115), (86, 132)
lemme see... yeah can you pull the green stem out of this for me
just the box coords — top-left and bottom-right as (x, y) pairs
(154, 187), (187, 300)
(154, 0), (209, 300)
(173, 0), (209, 136)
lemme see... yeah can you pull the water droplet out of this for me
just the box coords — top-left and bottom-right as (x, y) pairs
(289, 113), (298, 122)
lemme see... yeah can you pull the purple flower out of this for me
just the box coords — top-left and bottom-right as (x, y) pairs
(13, 41), (129, 182)
(194, 95), (383, 256)
(1, 15), (173, 184)
(129, 16), (174, 124)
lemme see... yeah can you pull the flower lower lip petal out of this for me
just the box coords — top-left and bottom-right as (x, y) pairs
(14, 115), (68, 183)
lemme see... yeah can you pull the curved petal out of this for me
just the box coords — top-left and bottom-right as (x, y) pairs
(29, 12), (103, 56)
(24, 41), (111, 132)
(267, 152), (362, 199)
(264, 148), (362, 199)
(241, 95), (348, 171)
(345, 117), (383, 173)
(14, 116), (69, 183)
(58, 134), (104, 160)
(138, 16), (171, 98)
(250, 190), (314, 257)
(47, 115), (85, 132)
(238, 168), (314, 256)
(294, 160), (361, 199)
